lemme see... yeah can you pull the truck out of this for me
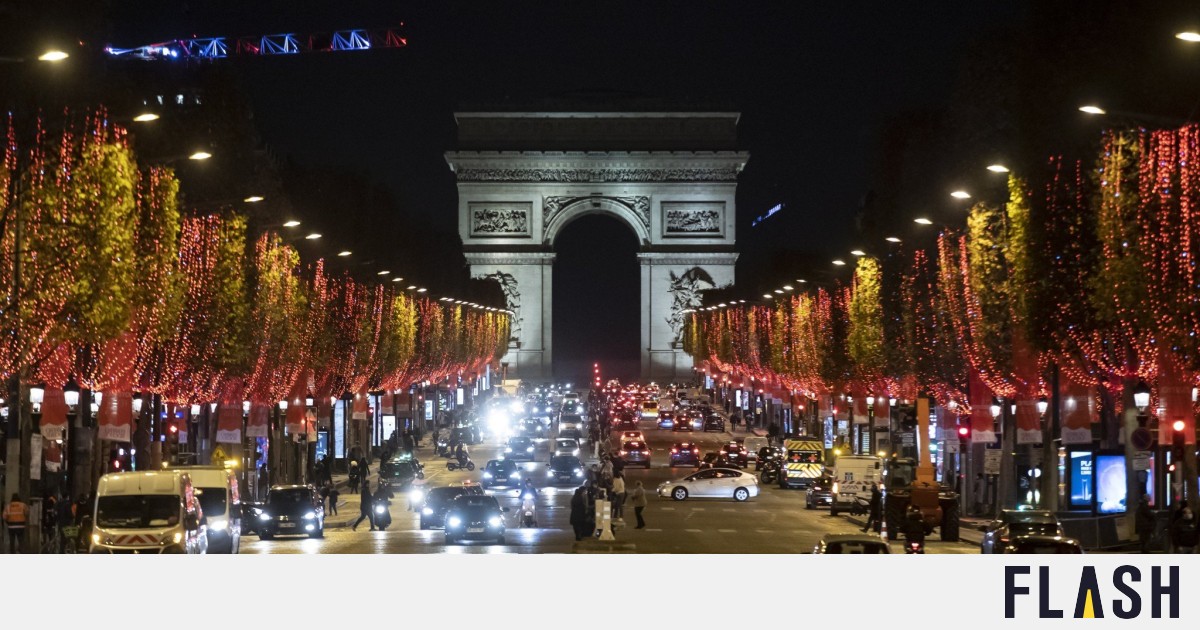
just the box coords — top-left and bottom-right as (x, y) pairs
(829, 454), (881, 516)
(879, 397), (960, 542)
(90, 470), (208, 554)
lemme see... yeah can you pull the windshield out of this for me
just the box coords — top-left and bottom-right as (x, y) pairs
(96, 495), (180, 529)
(196, 487), (227, 517)
(550, 456), (580, 469)
(1011, 540), (1081, 554)
(454, 495), (499, 509)
(382, 462), (415, 476)
(266, 489), (311, 506)
(826, 541), (889, 554)
(787, 449), (822, 463)
(427, 488), (465, 504)
(509, 439), (532, 447)
(561, 415), (583, 424)
(486, 461), (515, 473)
(556, 440), (576, 449)
(1011, 523), (1060, 536)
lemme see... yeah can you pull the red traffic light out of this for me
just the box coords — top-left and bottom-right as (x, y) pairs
(169, 424), (178, 434)
(1169, 462), (1178, 473)
(957, 426), (970, 437)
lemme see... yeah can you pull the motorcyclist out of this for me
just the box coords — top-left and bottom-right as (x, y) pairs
(454, 442), (470, 466)
(904, 504), (926, 550)
(519, 478), (538, 502)
(373, 480), (394, 530)
(519, 479), (538, 527)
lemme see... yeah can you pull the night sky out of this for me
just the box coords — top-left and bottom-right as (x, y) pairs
(18, 1), (1032, 374)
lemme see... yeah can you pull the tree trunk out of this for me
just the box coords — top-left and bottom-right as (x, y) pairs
(1120, 378), (1141, 535)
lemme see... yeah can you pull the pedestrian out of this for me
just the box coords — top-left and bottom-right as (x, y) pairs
(327, 482), (340, 516)
(972, 473), (985, 516)
(352, 478), (375, 531)
(730, 413), (740, 432)
(599, 457), (613, 484)
(1136, 494), (1156, 553)
(629, 480), (648, 529)
(403, 430), (415, 455)
(569, 488), (588, 541)
(3, 493), (29, 554)
(767, 422), (781, 443)
(862, 484), (882, 533)
(610, 473), (626, 521)
(1170, 506), (1197, 553)
(55, 493), (74, 554)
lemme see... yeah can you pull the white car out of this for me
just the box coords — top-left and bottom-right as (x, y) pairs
(657, 468), (759, 502)
(553, 438), (581, 457)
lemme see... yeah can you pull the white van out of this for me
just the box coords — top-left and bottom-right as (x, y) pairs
(176, 466), (241, 554)
(829, 455), (881, 517)
(91, 470), (208, 554)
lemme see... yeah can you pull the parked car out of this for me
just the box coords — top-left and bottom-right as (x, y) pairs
(981, 509), (1064, 554)
(813, 533), (891, 554)
(1002, 535), (1084, 554)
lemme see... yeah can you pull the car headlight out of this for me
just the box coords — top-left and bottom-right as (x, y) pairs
(448, 516), (462, 528)
(208, 518), (228, 531)
(410, 489), (424, 502)
(488, 516), (503, 527)
(547, 470), (555, 477)
(173, 532), (183, 544)
(510, 471), (521, 478)
(526, 446), (534, 453)
(303, 511), (317, 520)
(505, 447), (513, 453)
(92, 534), (101, 544)
(258, 513), (271, 521)
(422, 507), (434, 515)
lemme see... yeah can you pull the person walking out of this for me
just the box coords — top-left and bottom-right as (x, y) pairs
(610, 473), (626, 521)
(629, 480), (648, 529)
(1170, 506), (1197, 553)
(403, 430), (415, 455)
(3, 493), (29, 553)
(1136, 494), (1156, 553)
(862, 484), (882, 533)
(326, 482), (340, 516)
(352, 478), (375, 531)
(569, 488), (588, 541)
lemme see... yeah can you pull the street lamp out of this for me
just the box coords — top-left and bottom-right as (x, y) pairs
(1036, 396), (1049, 416)
(279, 399), (289, 411)
(990, 400), (1002, 419)
(1133, 381), (1151, 412)
(283, 220), (301, 228)
(914, 217), (933, 225)
(133, 113), (160, 122)
(37, 50), (69, 62)
(987, 164), (1010, 173)
(188, 151), (212, 160)
(1176, 31), (1200, 42)
(951, 190), (971, 199)
(1079, 105), (1106, 115)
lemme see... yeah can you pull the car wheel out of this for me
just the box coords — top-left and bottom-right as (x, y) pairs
(672, 487), (688, 501)
(311, 527), (324, 539)
(733, 487), (750, 502)
(260, 532), (274, 541)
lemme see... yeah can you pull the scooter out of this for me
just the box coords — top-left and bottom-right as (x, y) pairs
(446, 456), (475, 471)
(520, 495), (537, 528)
(759, 459), (782, 485)
(904, 537), (925, 554)
(373, 497), (392, 530)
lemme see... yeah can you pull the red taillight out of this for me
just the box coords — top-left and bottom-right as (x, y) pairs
(693, 449), (699, 454)
(620, 451), (627, 456)
(671, 449), (678, 454)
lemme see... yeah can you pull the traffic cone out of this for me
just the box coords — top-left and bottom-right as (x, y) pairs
(879, 518), (888, 542)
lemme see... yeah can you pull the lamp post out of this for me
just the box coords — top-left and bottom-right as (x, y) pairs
(990, 399), (1004, 516)
(866, 394), (877, 458)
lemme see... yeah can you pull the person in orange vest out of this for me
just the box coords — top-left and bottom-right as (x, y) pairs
(3, 493), (29, 554)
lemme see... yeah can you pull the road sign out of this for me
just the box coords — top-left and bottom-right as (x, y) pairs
(212, 445), (228, 463)
(1133, 451), (1152, 472)
(983, 449), (1001, 475)
(1130, 427), (1154, 451)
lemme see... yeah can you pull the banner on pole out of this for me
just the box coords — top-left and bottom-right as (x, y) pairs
(1015, 399), (1042, 445)
(969, 372), (997, 443)
(1060, 378), (1095, 444)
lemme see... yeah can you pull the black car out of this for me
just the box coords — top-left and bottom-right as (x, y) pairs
(719, 442), (748, 468)
(672, 415), (695, 432)
(504, 437), (537, 461)
(805, 476), (834, 509)
(546, 455), (586, 485)
(257, 485), (325, 540)
(379, 458), (424, 491)
(481, 459), (524, 489)
(755, 445), (784, 471)
(241, 501), (265, 536)
(521, 418), (546, 439)
(669, 442), (701, 467)
(982, 510), (1064, 554)
(702, 414), (725, 432)
(444, 494), (508, 544)
(419, 485), (486, 529)
(699, 452), (739, 470)
(620, 440), (651, 468)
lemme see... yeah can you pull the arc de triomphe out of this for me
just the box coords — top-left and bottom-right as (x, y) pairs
(446, 111), (747, 382)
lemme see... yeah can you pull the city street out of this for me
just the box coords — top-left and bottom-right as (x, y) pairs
(244, 413), (979, 554)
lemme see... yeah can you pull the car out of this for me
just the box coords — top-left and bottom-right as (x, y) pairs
(719, 442), (748, 468)
(444, 494), (508, 544)
(657, 411), (676, 429)
(379, 458), (424, 491)
(620, 440), (652, 468)
(257, 485), (325, 540)
(672, 416), (695, 432)
(755, 445), (784, 471)
(742, 437), (769, 467)
(419, 485), (486, 529)
(640, 400), (659, 419)
(481, 459), (524, 489)
(546, 455), (586, 485)
(657, 468), (759, 502)
(520, 418), (546, 439)
(618, 430), (645, 443)
(812, 533), (891, 554)
(698, 452), (740, 470)
(981, 509), (1065, 554)
(805, 476), (834, 509)
(615, 414), (640, 430)
(1002, 535), (1085, 554)
(241, 501), (265, 536)
(669, 442), (701, 467)
(702, 414), (725, 432)
(504, 437), (537, 462)
(553, 438), (581, 457)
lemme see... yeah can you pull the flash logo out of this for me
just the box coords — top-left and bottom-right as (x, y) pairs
(1005, 566), (1179, 619)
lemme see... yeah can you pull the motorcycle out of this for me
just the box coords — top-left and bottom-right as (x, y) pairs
(446, 456), (475, 471)
(759, 459), (782, 485)
(519, 494), (537, 528)
(373, 497), (393, 530)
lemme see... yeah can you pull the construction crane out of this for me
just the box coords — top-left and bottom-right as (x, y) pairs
(104, 26), (407, 62)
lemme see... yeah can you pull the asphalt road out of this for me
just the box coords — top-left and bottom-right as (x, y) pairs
(243, 410), (980, 554)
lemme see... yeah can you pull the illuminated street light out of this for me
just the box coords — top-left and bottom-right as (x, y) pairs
(762, 294), (773, 299)
(782, 285), (794, 291)
(283, 220), (301, 227)
(950, 190), (971, 199)
(914, 217), (932, 225)
(987, 164), (1010, 173)
(305, 233), (322, 240)
(133, 113), (160, 122)
(1079, 105), (1106, 115)
(795, 279), (807, 284)
(885, 236), (901, 243)
(377, 270), (391, 276)
(391, 277), (403, 282)
(832, 259), (846, 266)
(38, 50), (69, 62)
(850, 250), (866, 256)
(337, 250), (351, 257)
(1176, 31), (1200, 42)
(417, 288), (427, 293)
(243, 196), (264, 203)
(774, 289), (784, 294)
(188, 151), (212, 160)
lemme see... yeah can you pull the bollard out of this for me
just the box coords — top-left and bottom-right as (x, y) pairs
(596, 498), (614, 540)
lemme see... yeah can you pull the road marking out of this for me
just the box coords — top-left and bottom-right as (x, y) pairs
(717, 529), (737, 533)
(684, 528), (702, 533)
(691, 507), (706, 511)
(660, 507), (675, 511)
(755, 529), (771, 534)
(722, 508), (734, 512)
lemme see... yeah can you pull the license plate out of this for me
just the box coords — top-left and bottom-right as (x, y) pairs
(280, 523), (296, 528)
(467, 527), (484, 533)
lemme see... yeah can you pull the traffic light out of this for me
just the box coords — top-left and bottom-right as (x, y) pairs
(1170, 419), (1186, 476)
(957, 423), (970, 440)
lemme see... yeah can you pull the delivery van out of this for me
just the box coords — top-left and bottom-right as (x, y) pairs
(175, 466), (241, 553)
(829, 455), (881, 517)
(91, 470), (208, 554)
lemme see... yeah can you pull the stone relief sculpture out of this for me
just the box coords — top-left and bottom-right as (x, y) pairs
(459, 167), (741, 183)
(471, 205), (529, 235)
(482, 271), (523, 342)
(543, 195), (650, 231)
(666, 267), (716, 343)
(665, 205), (722, 234)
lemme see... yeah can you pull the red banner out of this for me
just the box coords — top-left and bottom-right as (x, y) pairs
(969, 372), (997, 443)
(39, 387), (68, 440)
(215, 379), (244, 444)
(1015, 400), (1042, 444)
(247, 403), (271, 438)
(97, 390), (133, 442)
(351, 392), (370, 421)
(1060, 378), (1096, 444)
(285, 376), (307, 436)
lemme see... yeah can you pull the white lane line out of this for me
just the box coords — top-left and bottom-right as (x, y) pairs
(644, 528), (663, 532)
(684, 528), (702, 533)
(717, 529), (737, 533)
(722, 508), (734, 512)
(691, 507), (706, 511)
(755, 529), (771, 534)
(660, 507), (675, 511)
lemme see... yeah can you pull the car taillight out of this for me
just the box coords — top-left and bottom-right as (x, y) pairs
(693, 449), (699, 454)
(620, 451), (627, 456)
(671, 449), (678, 454)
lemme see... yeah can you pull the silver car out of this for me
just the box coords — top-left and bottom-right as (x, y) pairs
(553, 438), (581, 458)
(657, 468), (759, 502)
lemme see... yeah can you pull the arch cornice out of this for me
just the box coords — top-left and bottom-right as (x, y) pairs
(542, 196), (651, 246)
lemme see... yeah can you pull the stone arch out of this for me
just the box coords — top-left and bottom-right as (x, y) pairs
(543, 196), (651, 246)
